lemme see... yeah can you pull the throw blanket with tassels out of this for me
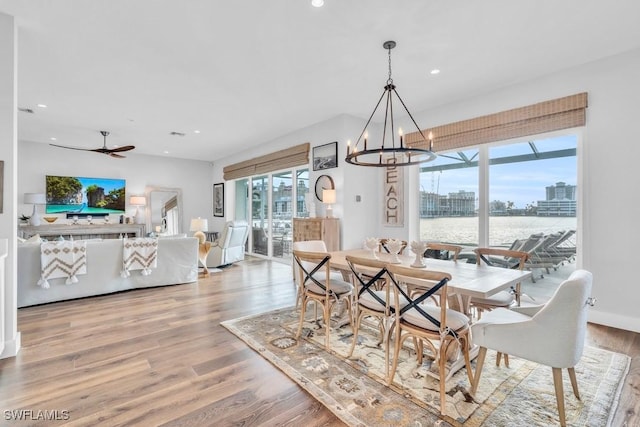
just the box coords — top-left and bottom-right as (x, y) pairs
(122, 237), (158, 277)
(38, 241), (88, 288)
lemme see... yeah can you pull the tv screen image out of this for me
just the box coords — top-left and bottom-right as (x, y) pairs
(46, 175), (126, 214)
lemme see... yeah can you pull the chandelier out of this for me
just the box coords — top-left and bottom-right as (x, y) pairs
(345, 41), (437, 167)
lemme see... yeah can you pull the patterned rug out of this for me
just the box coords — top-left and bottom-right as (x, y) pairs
(221, 307), (629, 427)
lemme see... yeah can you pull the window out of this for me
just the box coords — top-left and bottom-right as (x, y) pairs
(419, 134), (577, 253)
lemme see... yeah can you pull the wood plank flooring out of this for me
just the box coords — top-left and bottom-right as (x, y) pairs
(1, 257), (639, 426)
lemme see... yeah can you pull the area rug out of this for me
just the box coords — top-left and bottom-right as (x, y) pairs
(221, 307), (629, 427)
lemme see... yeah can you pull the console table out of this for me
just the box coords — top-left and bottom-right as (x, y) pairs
(19, 223), (146, 240)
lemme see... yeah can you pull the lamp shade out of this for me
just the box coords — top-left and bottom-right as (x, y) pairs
(129, 195), (146, 206)
(190, 217), (208, 232)
(24, 193), (46, 205)
(322, 189), (336, 204)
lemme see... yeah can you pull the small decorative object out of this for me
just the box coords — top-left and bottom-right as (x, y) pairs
(213, 182), (224, 217)
(87, 215), (93, 224)
(24, 193), (46, 226)
(43, 216), (58, 223)
(104, 215), (110, 224)
(410, 240), (428, 268)
(72, 215), (79, 225)
(130, 195), (146, 224)
(313, 141), (338, 171)
(364, 237), (379, 259)
(385, 238), (403, 263)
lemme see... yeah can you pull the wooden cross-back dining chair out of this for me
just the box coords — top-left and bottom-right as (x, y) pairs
(386, 264), (474, 416)
(379, 238), (408, 254)
(292, 249), (354, 351)
(425, 242), (463, 261)
(470, 247), (529, 314)
(346, 255), (397, 381)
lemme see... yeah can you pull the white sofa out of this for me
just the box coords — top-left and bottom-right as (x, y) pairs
(206, 220), (249, 268)
(18, 237), (198, 307)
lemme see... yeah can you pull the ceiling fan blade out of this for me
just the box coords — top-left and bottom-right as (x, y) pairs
(49, 143), (92, 152)
(107, 145), (135, 153)
(50, 131), (134, 158)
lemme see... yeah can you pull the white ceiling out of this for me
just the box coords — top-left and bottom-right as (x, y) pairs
(2, 0), (640, 161)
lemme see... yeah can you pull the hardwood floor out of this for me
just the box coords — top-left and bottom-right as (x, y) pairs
(2, 257), (639, 426)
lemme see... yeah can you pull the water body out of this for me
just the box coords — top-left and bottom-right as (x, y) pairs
(420, 216), (577, 246)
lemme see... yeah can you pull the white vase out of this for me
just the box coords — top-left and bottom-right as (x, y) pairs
(410, 241), (428, 268)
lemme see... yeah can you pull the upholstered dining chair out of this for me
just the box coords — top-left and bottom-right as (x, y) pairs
(469, 247), (529, 318)
(386, 264), (474, 416)
(346, 255), (398, 381)
(292, 249), (354, 351)
(470, 269), (593, 427)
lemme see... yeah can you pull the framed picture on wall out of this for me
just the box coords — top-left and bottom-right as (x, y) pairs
(213, 182), (224, 217)
(313, 141), (338, 171)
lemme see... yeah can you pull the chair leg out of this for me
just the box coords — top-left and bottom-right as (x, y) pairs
(388, 331), (405, 386)
(347, 310), (363, 357)
(462, 337), (474, 385)
(296, 298), (308, 338)
(471, 346), (487, 395)
(567, 367), (581, 400)
(496, 352), (502, 366)
(439, 341), (448, 415)
(552, 367), (567, 427)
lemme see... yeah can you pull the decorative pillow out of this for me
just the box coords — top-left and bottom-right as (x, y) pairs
(25, 234), (42, 244)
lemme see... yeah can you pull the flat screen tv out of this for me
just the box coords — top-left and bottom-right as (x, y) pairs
(46, 175), (126, 214)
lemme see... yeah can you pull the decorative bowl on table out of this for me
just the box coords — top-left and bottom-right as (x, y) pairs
(43, 217), (58, 223)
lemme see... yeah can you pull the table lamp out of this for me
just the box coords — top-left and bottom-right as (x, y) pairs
(129, 195), (146, 224)
(190, 217), (209, 243)
(24, 193), (46, 226)
(322, 189), (336, 218)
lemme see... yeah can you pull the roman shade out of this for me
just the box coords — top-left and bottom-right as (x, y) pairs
(405, 93), (588, 152)
(223, 143), (310, 181)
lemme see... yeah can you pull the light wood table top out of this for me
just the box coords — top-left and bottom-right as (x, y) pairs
(328, 248), (532, 300)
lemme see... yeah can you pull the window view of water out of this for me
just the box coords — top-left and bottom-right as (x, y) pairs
(420, 216), (577, 247)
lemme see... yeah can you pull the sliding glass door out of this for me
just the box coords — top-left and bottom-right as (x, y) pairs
(240, 167), (308, 261)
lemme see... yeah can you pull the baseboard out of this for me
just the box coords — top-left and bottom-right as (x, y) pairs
(0, 331), (21, 359)
(589, 309), (640, 334)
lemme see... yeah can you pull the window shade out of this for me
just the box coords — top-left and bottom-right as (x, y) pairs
(223, 142), (310, 180)
(405, 93), (588, 152)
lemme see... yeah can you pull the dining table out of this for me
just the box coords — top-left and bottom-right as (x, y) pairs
(329, 248), (532, 314)
(327, 248), (533, 380)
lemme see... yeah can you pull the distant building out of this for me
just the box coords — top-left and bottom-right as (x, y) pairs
(420, 190), (475, 217)
(537, 181), (576, 216)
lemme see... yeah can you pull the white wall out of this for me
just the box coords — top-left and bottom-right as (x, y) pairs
(18, 141), (213, 235)
(0, 12), (19, 358)
(211, 48), (640, 333)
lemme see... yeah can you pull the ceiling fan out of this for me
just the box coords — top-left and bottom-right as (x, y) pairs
(50, 130), (135, 158)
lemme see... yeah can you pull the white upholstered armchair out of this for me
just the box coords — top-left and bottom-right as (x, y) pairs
(470, 269), (593, 427)
(206, 220), (249, 268)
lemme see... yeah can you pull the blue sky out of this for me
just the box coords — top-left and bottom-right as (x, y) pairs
(419, 135), (577, 209)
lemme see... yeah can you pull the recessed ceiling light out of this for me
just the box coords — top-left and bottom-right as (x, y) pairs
(37, 104), (47, 108)
(194, 130), (201, 134)
(312, 0), (324, 7)
(163, 150), (170, 154)
(430, 69), (440, 75)
(50, 137), (57, 141)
